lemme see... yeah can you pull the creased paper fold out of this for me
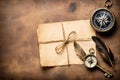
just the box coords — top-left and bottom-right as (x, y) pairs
(37, 20), (96, 67)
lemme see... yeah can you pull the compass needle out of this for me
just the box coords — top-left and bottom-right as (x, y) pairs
(90, 0), (115, 32)
(84, 48), (113, 78)
(74, 41), (113, 78)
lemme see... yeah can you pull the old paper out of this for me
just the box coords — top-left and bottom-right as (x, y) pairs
(62, 20), (96, 64)
(37, 20), (96, 67)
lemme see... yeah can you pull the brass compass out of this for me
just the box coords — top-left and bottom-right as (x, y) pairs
(74, 41), (113, 78)
(84, 53), (97, 68)
(90, 0), (115, 32)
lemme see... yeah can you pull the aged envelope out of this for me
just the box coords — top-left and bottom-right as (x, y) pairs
(37, 20), (96, 67)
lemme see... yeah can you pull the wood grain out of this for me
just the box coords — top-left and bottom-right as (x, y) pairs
(0, 0), (120, 80)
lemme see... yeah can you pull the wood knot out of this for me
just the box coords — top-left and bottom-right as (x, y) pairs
(68, 2), (77, 12)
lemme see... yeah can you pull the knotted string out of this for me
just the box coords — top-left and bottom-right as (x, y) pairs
(55, 31), (77, 54)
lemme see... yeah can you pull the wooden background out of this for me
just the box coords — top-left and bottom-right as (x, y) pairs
(0, 0), (120, 80)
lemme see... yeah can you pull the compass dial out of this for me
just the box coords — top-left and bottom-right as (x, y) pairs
(84, 55), (97, 68)
(90, 8), (115, 32)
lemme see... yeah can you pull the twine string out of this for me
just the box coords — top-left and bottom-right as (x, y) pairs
(55, 31), (77, 54)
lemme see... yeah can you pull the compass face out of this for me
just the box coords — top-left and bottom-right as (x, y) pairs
(84, 55), (97, 68)
(90, 8), (115, 32)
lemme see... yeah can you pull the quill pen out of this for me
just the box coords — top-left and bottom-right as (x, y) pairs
(92, 36), (115, 69)
(74, 41), (86, 61)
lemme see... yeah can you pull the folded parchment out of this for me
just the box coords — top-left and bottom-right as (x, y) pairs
(37, 20), (96, 67)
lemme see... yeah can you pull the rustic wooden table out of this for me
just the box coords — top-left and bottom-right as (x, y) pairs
(0, 0), (120, 80)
